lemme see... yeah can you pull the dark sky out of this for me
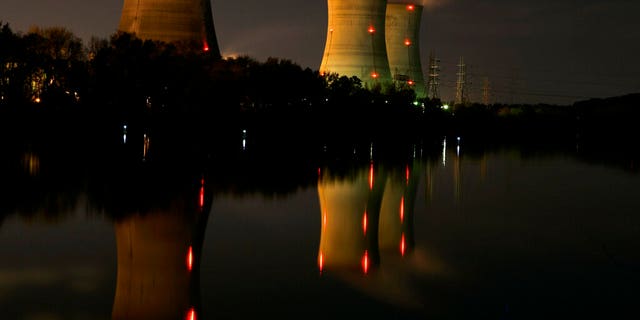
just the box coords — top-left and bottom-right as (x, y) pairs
(1, 0), (639, 105)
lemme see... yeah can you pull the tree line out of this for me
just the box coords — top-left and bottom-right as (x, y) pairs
(2, 22), (638, 142)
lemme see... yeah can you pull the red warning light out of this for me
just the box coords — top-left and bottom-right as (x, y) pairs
(368, 26), (376, 34)
(404, 39), (412, 46)
(408, 80), (414, 86)
(401, 233), (406, 256)
(203, 43), (210, 52)
(407, 5), (415, 11)
(371, 72), (379, 79)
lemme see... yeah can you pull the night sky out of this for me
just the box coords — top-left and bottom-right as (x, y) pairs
(1, 0), (639, 105)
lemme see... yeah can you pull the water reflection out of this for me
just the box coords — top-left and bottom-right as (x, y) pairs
(111, 176), (211, 320)
(2, 129), (640, 318)
(317, 158), (436, 310)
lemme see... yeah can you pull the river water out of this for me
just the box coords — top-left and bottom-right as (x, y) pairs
(1, 125), (639, 319)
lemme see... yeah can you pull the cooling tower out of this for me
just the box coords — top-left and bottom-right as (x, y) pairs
(319, 0), (392, 88)
(118, 0), (220, 55)
(385, 3), (425, 98)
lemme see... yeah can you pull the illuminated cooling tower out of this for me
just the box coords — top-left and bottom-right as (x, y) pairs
(385, 3), (425, 98)
(319, 0), (392, 88)
(118, 0), (220, 55)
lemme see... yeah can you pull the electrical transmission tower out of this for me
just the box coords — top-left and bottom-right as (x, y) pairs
(482, 77), (491, 105)
(455, 56), (467, 105)
(427, 51), (440, 100)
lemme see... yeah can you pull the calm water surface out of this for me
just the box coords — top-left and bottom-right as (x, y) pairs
(1, 131), (639, 319)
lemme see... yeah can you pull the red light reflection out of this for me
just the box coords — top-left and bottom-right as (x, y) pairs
(199, 178), (205, 209)
(369, 163), (374, 189)
(362, 250), (369, 274)
(187, 246), (194, 272)
(186, 307), (196, 320)
(400, 196), (405, 223)
(363, 212), (368, 235)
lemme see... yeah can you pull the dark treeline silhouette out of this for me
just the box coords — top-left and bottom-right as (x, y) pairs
(2, 23), (640, 170)
(0, 23), (419, 132)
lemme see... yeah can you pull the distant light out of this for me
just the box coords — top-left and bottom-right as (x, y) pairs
(413, 101), (419, 106)
(401, 233), (406, 256)
(318, 251), (324, 272)
(329, 28), (334, 33)
(34, 97), (41, 103)
(368, 26), (376, 34)
(442, 137), (447, 166)
(203, 42), (209, 52)
(442, 104), (450, 110)
(371, 72), (379, 79)
(408, 80), (415, 86)
(404, 39), (411, 46)
(370, 143), (374, 160)
(407, 5), (415, 11)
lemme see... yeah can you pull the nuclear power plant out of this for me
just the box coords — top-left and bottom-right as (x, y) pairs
(319, 0), (393, 88)
(320, 0), (426, 97)
(118, 0), (220, 56)
(385, 3), (426, 98)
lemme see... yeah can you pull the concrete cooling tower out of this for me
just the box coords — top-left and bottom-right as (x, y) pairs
(385, 2), (426, 98)
(118, 0), (220, 56)
(319, 0), (392, 88)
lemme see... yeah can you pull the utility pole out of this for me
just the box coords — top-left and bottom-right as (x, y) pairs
(455, 56), (467, 105)
(482, 77), (491, 105)
(427, 51), (440, 100)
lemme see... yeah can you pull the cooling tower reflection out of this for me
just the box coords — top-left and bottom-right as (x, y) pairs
(111, 179), (211, 320)
(317, 159), (438, 309)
